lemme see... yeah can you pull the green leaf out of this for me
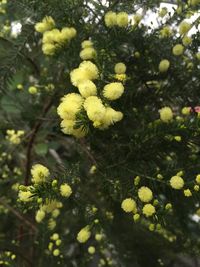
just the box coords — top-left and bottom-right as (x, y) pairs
(34, 143), (48, 156)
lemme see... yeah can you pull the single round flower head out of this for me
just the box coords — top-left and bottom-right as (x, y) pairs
(104, 11), (117, 27)
(182, 36), (192, 46)
(78, 80), (97, 98)
(184, 189), (192, 197)
(116, 12), (129, 27)
(181, 107), (190, 115)
(53, 249), (60, 257)
(86, 99), (106, 122)
(172, 44), (184, 56)
(18, 190), (33, 202)
(142, 204), (156, 217)
(196, 174), (200, 184)
(159, 107), (173, 123)
(60, 27), (77, 41)
(99, 107), (123, 129)
(103, 82), (124, 100)
(35, 16), (55, 33)
(138, 186), (153, 203)
(35, 209), (46, 223)
(60, 183), (72, 198)
(70, 68), (91, 87)
(77, 226), (91, 243)
(170, 175), (184, 189)
(121, 198), (137, 213)
(88, 246), (95, 254)
(79, 61), (99, 81)
(80, 47), (96, 60)
(158, 59), (170, 72)
(81, 40), (93, 49)
(31, 164), (50, 184)
(179, 21), (191, 35)
(95, 234), (103, 241)
(42, 43), (56, 56)
(28, 86), (37, 94)
(114, 62), (126, 74)
(133, 13), (142, 24)
(160, 26), (172, 38)
(57, 93), (83, 120)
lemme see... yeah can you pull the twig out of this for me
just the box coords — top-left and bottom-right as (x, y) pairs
(0, 198), (37, 232)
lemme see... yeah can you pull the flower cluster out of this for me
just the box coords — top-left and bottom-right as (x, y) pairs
(35, 16), (77, 55)
(6, 129), (24, 144)
(18, 164), (72, 228)
(48, 233), (62, 257)
(57, 59), (125, 138)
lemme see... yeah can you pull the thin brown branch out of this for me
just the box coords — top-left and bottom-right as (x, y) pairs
(0, 198), (37, 232)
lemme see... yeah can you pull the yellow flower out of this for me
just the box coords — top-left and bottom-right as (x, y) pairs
(172, 44), (184, 56)
(116, 12), (129, 27)
(158, 59), (170, 72)
(104, 11), (117, 27)
(53, 249), (60, 256)
(165, 203), (172, 210)
(88, 246), (95, 254)
(42, 43), (56, 56)
(138, 186), (153, 203)
(142, 204), (156, 217)
(159, 107), (173, 123)
(35, 209), (45, 223)
(17, 84), (23, 90)
(80, 47), (96, 60)
(182, 36), (192, 46)
(35, 16), (55, 33)
(103, 82), (124, 100)
(115, 74), (126, 81)
(170, 175), (184, 189)
(81, 40), (93, 49)
(85, 99), (106, 122)
(98, 107), (123, 129)
(57, 93), (83, 120)
(194, 185), (199, 191)
(28, 86), (37, 94)
(60, 27), (77, 41)
(114, 62), (126, 74)
(195, 174), (200, 184)
(181, 107), (190, 115)
(60, 183), (72, 198)
(133, 13), (142, 24)
(174, 136), (181, 142)
(184, 189), (192, 197)
(121, 198), (137, 213)
(179, 21), (191, 35)
(18, 190), (33, 202)
(95, 234), (102, 241)
(133, 213), (140, 222)
(78, 80), (97, 98)
(77, 226), (91, 243)
(159, 7), (168, 17)
(160, 26), (172, 38)
(31, 164), (50, 184)
(79, 61), (99, 80)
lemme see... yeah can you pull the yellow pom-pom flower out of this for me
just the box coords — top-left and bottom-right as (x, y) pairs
(116, 12), (129, 27)
(81, 40), (93, 49)
(77, 226), (91, 243)
(181, 107), (190, 115)
(159, 107), (173, 123)
(60, 183), (72, 198)
(114, 62), (126, 74)
(35, 209), (46, 223)
(35, 16), (55, 33)
(99, 107), (123, 129)
(184, 189), (192, 197)
(78, 80), (97, 98)
(160, 26), (172, 38)
(182, 36), (192, 46)
(170, 175), (184, 189)
(88, 246), (95, 254)
(79, 61), (99, 81)
(179, 21), (191, 35)
(18, 190), (33, 202)
(104, 11), (117, 27)
(103, 82), (124, 101)
(42, 43), (56, 55)
(196, 174), (200, 184)
(142, 204), (156, 217)
(84, 96), (106, 122)
(57, 93), (83, 120)
(28, 86), (38, 94)
(158, 59), (170, 72)
(31, 164), (50, 184)
(172, 44), (184, 56)
(80, 47), (96, 60)
(121, 198), (137, 213)
(138, 186), (153, 203)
